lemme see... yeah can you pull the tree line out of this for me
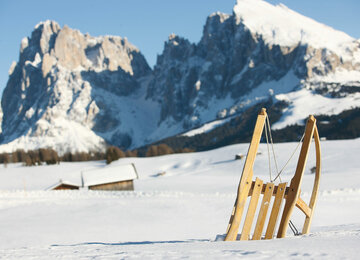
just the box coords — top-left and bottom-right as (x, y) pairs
(105, 144), (193, 164)
(0, 144), (194, 166)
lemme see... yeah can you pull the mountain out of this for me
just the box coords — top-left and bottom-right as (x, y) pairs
(0, 21), (154, 154)
(147, 0), (360, 129)
(0, 103), (2, 134)
(1, 0), (360, 154)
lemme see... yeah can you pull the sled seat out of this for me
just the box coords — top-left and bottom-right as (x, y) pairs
(225, 108), (321, 241)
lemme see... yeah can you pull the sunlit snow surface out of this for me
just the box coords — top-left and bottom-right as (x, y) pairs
(233, 0), (354, 55)
(273, 87), (360, 129)
(0, 138), (359, 258)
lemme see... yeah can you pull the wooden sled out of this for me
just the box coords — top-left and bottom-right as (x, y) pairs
(225, 108), (321, 241)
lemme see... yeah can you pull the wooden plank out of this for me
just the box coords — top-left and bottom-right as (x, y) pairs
(274, 185), (289, 198)
(277, 115), (316, 238)
(264, 182), (287, 239)
(302, 124), (321, 234)
(248, 182), (289, 198)
(226, 199), (237, 233)
(225, 109), (267, 241)
(225, 179), (252, 240)
(252, 182), (274, 240)
(240, 178), (263, 240)
(296, 196), (312, 217)
(248, 181), (264, 196)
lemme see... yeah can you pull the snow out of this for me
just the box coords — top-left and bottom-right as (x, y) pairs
(8, 61), (17, 76)
(273, 88), (360, 129)
(209, 11), (231, 24)
(182, 94), (237, 131)
(233, 0), (355, 55)
(309, 68), (360, 84)
(226, 69), (360, 130)
(20, 37), (29, 53)
(83, 163), (138, 187)
(90, 76), (161, 149)
(0, 138), (359, 258)
(182, 117), (233, 137)
(0, 119), (106, 155)
(223, 70), (300, 118)
(24, 107), (35, 119)
(0, 71), (159, 154)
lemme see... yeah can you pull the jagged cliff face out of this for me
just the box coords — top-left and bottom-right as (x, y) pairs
(147, 13), (300, 129)
(1, 0), (360, 153)
(0, 104), (2, 134)
(1, 21), (152, 153)
(147, 1), (360, 130)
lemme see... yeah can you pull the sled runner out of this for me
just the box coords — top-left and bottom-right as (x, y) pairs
(225, 108), (321, 241)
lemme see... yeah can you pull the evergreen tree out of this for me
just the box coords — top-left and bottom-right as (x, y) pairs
(106, 146), (125, 164)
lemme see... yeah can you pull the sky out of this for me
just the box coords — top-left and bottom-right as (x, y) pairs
(0, 0), (359, 97)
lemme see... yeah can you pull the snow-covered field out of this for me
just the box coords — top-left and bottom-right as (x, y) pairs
(0, 138), (359, 259)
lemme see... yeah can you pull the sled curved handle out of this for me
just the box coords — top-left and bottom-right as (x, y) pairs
(301, 124), (321, 234)
(292, 125), (321, 234)
(277, 115), (317, 238)
(277, 116), (321, 238)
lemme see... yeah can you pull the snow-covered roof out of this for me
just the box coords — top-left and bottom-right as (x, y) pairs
(46, 179), (80, 190)
(82, 163), (138, 187)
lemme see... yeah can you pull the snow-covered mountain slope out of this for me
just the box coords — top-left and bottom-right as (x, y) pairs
(233, 0), (354, 53)
(0, 139), (359, 258)
(0, 21), (154, 154)
(1, 0), (360, 154)
(149, 0), (360, 130)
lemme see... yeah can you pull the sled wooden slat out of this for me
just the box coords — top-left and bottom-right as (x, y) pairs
(264, 182), (287, 239)
(252, 182), (274, 240)
(240, 177), (263, 240)
(274, 185), (289, 198)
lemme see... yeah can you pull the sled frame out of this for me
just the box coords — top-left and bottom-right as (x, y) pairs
(225, 108), (321, 241)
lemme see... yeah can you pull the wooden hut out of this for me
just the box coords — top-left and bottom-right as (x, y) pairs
(47, 180), (80, 190)
(82, 163), (138, 191)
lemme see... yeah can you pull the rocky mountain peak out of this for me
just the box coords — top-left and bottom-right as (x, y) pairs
(161, 34), (194, 62)
(19, 20), (60, 64)
(0, 21), (152, 153)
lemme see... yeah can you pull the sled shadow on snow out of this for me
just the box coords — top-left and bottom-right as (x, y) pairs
(51, 239), (210, 247)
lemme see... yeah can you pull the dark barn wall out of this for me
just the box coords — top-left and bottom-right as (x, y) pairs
(89, 180), (134, 191)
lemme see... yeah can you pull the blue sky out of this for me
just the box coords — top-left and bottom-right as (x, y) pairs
(0, 0), (359, 96)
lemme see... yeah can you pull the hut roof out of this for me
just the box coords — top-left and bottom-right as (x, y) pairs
(82, 163), (138, 187)
(46, 179), (80, 190)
